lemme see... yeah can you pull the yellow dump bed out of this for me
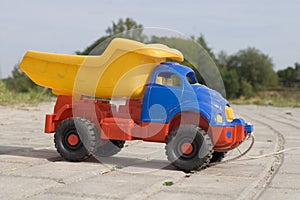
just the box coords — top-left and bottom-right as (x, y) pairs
(20, 38), (184, 98)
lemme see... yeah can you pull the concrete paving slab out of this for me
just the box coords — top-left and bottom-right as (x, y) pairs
(0, 147), (58, 165)
(163, 175), (257, 199)
(147, 190), (232, 200)
(30, 192), (104, 200)
(48, 171), (167, 199)
(0, 162), (29, 173)
(259, 188), (300, 200)
(268, 173), (300, 189)
(0, 175), (57, 199)
(202, 163), (267, 178)
(3, 161), (106, 184)
(0, 103), (299, 199)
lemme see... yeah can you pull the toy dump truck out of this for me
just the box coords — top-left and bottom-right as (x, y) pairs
(20, 38), (253, 171)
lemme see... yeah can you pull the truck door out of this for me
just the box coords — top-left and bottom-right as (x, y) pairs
(142, 71), (183, 123)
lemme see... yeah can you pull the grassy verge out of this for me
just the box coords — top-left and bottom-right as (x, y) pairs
(230, 89), (300, 107)
(1, 79), (299, 107)
(0, 80), (54, 106)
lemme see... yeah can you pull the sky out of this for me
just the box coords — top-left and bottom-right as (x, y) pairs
(0, 0), (300, 78)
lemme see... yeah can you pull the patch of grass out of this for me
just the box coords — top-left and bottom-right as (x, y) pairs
(230, 89), (300, 107)
(114, 165), (124, 169)
(0, 80), (54, 105)
(163, 181), (174, 186)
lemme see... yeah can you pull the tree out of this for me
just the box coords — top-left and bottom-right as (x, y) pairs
(193, 34), (216, 62)
(219, 67), (240, 99)
(105, 18), (143, 36)
(227, 48), (278, 92)
(277, 63), (300, 88)
(217, 51), (240, 99)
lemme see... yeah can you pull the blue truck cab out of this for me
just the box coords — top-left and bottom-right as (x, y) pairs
(142, 62), (253, 151)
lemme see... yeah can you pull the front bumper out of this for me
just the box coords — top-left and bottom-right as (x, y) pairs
(210, 118), (253, 151)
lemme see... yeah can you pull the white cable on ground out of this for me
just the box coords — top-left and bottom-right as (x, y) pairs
(238, 146), (300, 159)
(209, 132), (300, 167)
(209, 132), (255, 167)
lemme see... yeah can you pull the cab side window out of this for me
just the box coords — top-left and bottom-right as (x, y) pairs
(156, 72), (182, 87)
(186, 72), (198, 84)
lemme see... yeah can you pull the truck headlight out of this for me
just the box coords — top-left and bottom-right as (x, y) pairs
(216, 114), (223, 123)
(226, 106), (234, 122)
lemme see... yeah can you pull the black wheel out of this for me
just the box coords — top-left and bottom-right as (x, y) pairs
(54, 117), (99, 161)
(165, 125), (213, 172)
(210, 151), (227, 163)
(94, 140), (125, 157)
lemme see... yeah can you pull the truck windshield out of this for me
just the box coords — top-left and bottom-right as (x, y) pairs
(156, 72), (182, 87)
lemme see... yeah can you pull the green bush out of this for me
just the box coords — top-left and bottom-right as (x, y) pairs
(3, 65), (42, 93)
(0, 79), (53, 105)
(240, 79), (254, 99)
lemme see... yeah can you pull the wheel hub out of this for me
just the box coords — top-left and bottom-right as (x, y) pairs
(181, 142), (193, 155)
(67, 133), (80, 146)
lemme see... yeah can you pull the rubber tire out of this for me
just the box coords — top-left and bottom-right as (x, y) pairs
(210, 151), (227, 163)
(165, 125), (213, 172)
(94, 140), (125, 157)
(54, 117), (99, 161)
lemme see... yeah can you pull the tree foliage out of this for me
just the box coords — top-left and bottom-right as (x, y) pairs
(277, 63), (300, 87)
(219, 48), (279, 98)
(193, 34), (216, 62)
(227, 48), (278, 90)
(105, 18), (143, 36)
